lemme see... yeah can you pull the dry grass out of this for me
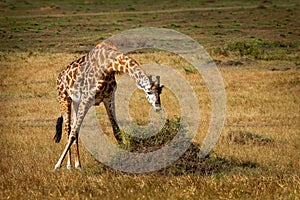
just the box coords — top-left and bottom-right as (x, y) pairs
(1, 0), (300, 199)
(0, 51), (299, 199)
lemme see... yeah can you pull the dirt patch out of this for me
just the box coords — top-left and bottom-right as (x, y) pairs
(215, 58), (254, 67)
(228, 131), (274, 146)
(270, 67), (292, 71)
(40, 5), (60, 11)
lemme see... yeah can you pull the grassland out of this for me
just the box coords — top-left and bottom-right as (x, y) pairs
(0, 0), (300, 199)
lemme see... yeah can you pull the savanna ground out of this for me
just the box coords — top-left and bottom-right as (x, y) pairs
(0, 0), (300, 199)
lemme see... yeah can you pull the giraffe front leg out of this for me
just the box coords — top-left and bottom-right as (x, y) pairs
(63, 101), (72, 169)
(72, 101), (81, 169)
(71, 99), (92, 170)
(103, 97), (122, 143)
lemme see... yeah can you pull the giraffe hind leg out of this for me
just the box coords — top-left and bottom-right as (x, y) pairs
(54, 97), (73, 169)
(55, 135), (76, 170)
(74, 138), (81, 169)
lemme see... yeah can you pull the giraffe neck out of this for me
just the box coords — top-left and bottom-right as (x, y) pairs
(90, 43), (152, 91)
(110, 54), (151, 91)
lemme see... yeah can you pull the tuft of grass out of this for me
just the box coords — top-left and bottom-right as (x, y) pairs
(171, 23), (181, 28)
(119, 116), (182, 152)
(280, 33), (286, 37)
(228, 131), (273, 145)
(183, 66), (197, 74)
(9, 4), (16, 10)
(227, 41), (262, 58)
(55, 29), (61, 35)
(48, 42), (56, 47)
(126, 5), (136, 11)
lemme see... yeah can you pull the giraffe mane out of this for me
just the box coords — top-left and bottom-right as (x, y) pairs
(95, 41), (118, 50)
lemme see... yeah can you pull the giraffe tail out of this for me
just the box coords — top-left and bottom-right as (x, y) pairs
(53, 116), (63, 143)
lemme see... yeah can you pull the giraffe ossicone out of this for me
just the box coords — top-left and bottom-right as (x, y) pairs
(53, 41), (163, 170)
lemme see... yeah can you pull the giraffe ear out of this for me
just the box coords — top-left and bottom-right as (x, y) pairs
(156, 75), (160, 85)
(158, 85), (164, 94)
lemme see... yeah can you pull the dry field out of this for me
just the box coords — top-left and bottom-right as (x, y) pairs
(1, 0), (300, 199)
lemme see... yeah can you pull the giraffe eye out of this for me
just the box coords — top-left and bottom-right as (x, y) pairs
(147, 92), (152, 95)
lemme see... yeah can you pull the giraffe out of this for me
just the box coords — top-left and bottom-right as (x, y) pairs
(53, 41), (163, 170)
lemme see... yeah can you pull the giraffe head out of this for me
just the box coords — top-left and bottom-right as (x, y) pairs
(146, 76), (163, 112)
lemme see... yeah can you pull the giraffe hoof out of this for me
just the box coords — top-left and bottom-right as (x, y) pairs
(54, 164), (61, 170)
(75, 162), (82, 169)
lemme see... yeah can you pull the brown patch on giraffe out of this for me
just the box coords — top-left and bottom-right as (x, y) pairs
(68, 70), (77, 88)
(77, 55), (86, 64)
(134, 69), (143, 79)
(118, 65), (124, 72)
(106, 63), (114, 73)
(115, 59), (126, 72)
(128, 68), (134, 75)
(128, 57), (139, 67)
(65, 75), (70, 85)
(99, 50), (105, 63)
(74, 65), (80, 78)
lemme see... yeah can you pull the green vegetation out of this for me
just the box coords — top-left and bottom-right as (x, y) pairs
(0, 0), (299, 57)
